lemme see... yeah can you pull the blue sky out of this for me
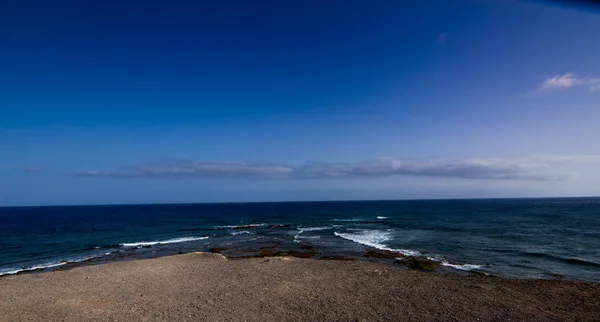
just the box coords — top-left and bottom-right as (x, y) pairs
(2, 0), (600, 206)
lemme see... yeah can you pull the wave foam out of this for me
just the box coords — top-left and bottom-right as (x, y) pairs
(231, 230), (251, 236)
(121, 236), (209, 248)
(297, 226), (331, 232)
(376, 216), (388, 220)
(0, 252), (109, 277)
(0, 261), (67, 276)
(334, 230), (421, 256)
(214, 224), (264, 229)
(296, 236), (321, 240)
(293, 227), (331, 243)
(441, 262), (483, 271)
(334, 231), (482, 271)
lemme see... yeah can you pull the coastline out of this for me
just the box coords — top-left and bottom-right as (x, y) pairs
(1, 253), (599, 321)
(4, 199), (599, 283)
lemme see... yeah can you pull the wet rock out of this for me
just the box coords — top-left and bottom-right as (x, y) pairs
(223, 247), (276, 259)
(208, 247), (228, 254)
(364, 248), (405, 259)
(396, 257), (440, 271)
(280, 251), (321, 259)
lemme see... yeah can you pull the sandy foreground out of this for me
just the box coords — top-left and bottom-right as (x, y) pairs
(1, 253), (599, 322)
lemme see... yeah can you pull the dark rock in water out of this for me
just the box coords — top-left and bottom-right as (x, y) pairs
(551, 273), (564, 278)
(396, 257), (440, 271)
(319, 255), (360, 261)
(142, 245), (152, 249)
(178, 251), (184, 254)
(364, 248), (405, 259)
(209, 247), (228, 254)
(224, 248), (277, 259)
(256, 248), (277, 256)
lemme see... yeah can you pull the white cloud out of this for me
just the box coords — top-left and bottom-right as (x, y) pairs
(589, 78), (600, 92)
(77, 161), (293, 178)
(76, 155), (600, 182)
(539, 73), (600, 92)
(540, 73), (582, 90)
(534, 154), (600, 163)
(295, 158), (564, 181)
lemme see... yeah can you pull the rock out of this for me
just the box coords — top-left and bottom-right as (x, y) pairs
(364, 248), (405, 259)
(208, 247), (228, 254)
(396, 257), (440, 271)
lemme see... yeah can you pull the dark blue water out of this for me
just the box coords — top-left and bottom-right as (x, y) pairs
(1, 198), (599, 282)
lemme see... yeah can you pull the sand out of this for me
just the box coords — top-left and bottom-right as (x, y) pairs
(1, 252), (599, 321)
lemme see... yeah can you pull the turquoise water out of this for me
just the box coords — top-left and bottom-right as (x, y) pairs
(1, 198), (599, 281)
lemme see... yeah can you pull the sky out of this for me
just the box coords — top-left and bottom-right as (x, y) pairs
(2, 0), (600, 206)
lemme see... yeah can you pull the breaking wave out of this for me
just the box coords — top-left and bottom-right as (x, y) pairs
(334, 230), (421, 257)
(121, 236), (209, 248)
(294, 226), (332, 243)
(231, 230), (252, 236)
(0, 253), (108, 277)
(440, 262), (483, 271)
(214, 224), (265, 229)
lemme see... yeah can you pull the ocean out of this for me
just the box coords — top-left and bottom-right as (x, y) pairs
(1, 198), (599, 282)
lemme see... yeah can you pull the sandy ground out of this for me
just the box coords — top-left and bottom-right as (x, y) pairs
(1, 252), (599, 321)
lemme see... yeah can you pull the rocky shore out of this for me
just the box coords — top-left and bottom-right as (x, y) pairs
(1, 252), (599, 321)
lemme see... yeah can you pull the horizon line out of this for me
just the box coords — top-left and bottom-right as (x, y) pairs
(2, 195), (599, 209)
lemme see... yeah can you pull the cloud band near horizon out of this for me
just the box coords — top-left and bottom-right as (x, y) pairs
(74, 156), (594, 181)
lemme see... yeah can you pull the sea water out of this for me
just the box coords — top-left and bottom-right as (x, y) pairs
(1, 198), (599, 281)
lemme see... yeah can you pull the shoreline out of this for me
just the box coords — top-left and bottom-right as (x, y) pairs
(0, 245), (590, 283)
(1, 252), (599, 321)
(4, 199), (599, 283)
